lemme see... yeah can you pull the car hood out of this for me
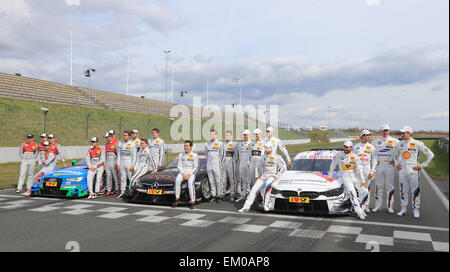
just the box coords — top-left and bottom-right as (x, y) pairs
(140, 168), (178, 186)
(43, 166), (87, 178)
(275, 171), (342, 192)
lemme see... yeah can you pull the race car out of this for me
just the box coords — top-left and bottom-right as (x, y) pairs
(264, 149), (352, 215)
(124, 153), (229, 204)
(30, 159), (100, 198)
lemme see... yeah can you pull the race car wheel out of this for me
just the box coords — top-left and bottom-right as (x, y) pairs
(200, 177), (212, 201)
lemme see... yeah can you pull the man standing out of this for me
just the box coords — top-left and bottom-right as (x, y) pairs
(222, 131), (238, 201)
(27, 141), (57, 196)
(48, 134), (66, 167)
(264, 127), (292, 167)
(116, 131), (137, 198)
(239, 143), (286, 213)
(104, 132), (119, 196)
(249, 129), (264, 192)
(148, 128), (165, 172)
(131, 129), (141, 152)
(371, 124), (400, 213)
(395, 126), (434, 219)
(173, 140), (199, 209)
(130, 139), (155, 188)
(17, 134), (38, 193)
(37, 133), (48, 171)
(353, 130), (378, 214)
(234, 130), (251, 202)
(205, 130), (224, 203)
(86, 137), (105, 199)
(328, 141), (367, 220)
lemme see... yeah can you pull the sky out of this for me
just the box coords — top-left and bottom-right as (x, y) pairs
(0, 0), (448, 131)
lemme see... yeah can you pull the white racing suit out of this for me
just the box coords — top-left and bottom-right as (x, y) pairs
(105, 140), (119, 192)
(241, 153), (286, 211)
(132, 138), (141, 153)
(394, 138), (434, 210)
(235, 140), (251, 197)
(148, 137), (165, 171)
(264, 136), (291, 163)
(37, 143), (47, 171)
(50, 142), (65, 164)
(130, 147), (155, 187)
(117, 140), (137, 193)
(86, 146), (105, 194)
(328, 151), (366, 219)
(17, 142), (38, 191)
(205, 140), (224, 198)
(175, 151), (199, 202)
(249, 140), (264, 196)
(371, 136), (399, 210)
(222, 141), (237, 199)
(353, 142), (377, 210)
(32, 151), (57, 188)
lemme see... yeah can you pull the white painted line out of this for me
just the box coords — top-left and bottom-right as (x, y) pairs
(432, 241), (449, 252)
(181, 219), (214, 228)
(1, 194), (448, 233)
(218, 216), (252, 224)
(3, 200), (34, 205)
(268, 220), (302, 229)
(327, 225), (362, 235)
(63, 204), (94, 210)
(289, 229), (326, 239)
(355, 234), (394, 246)
(68, 199), (450, 233)
(132, 210), (165, 216)
(232, 224), (267, 233)
(421, 169), (449, 212)
(62, 209), (93, 215)
(97, 213), (129, 219)
(29, 206), (61, 212)
(97, 207), (128, 213)
(136, 215), (170, 223)
(393, 231), (432, 242)
(173, 213), (206, 220)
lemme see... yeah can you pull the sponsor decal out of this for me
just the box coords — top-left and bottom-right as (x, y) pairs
(126, 144), (131, 148)
(228, 144), (233, 149)
(269, 157), (274, 163)
(387, 141), (393, 146)
(402, 151), (411, 159)
(155, 140), (159, 145)
(350, 156), (355, 162)
(213, 143), (219, 148)
(341, 164), (355, 170)
(409, 143), (415, 149)
(257, 143), (262, 149)
(365, 146), (371, 151)
(188, 155), (193, 160)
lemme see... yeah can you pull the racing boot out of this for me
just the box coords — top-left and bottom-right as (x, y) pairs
(355, 206), (366, 220)
(364, 206), (371, 213)
(116, 191), (125, 198)
(372, 204), (382, 213)
(413, 208), (420, 219)
(397, 206), (407, 216)
(387, 208), (395, 214)
(172, 199), (181, 208)
(189, 202), (196, 209)
(238, 207), (249, 213)
(22, 189), (31, 196)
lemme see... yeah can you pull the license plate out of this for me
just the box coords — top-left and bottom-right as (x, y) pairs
(45, 181), (58, 187)
(147, 189), (162, 195)
(289, 197), (310, 204)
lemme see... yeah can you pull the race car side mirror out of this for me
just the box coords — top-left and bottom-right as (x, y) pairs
(72, 160), (76, 166)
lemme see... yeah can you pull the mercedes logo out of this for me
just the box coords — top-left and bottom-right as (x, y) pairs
(151, 182), (160, 189)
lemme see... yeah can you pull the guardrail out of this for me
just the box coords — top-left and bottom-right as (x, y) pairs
(438, 138), (449, 156)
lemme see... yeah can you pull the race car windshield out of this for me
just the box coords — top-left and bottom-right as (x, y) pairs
(75, 158), (87, 166)
(292, 159), (337, 172)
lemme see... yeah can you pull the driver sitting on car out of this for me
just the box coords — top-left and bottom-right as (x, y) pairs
(173, 140), (199, 209)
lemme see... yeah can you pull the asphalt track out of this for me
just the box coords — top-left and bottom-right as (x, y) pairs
(0, 172), (448, 252)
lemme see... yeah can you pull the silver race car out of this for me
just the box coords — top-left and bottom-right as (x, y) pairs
(265, 149), (352, 215)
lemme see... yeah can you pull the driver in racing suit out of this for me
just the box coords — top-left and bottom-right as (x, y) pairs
(222, 131), (238, 201)
(27, 141), (57, 196)
(173, 140), (199, 209)
(249, 129), (264, 190)
(370, 124), (400, 213)
(239, 142), (286, 213)
(328, 141), (367, 220)
(395, 126), (434, 219)
(264, 126), (292, 167)
(205, 130), (224, 203)
(129, 139), (155, 188)
(105, 132), (119, 195)
(116, 131), (137, 198)
(37, 133), (48, 171)
(353, 130), (378, 214)
(18, 134), (38, 194)
(86, 137), (105, 199)
(234, 130), (251, 202)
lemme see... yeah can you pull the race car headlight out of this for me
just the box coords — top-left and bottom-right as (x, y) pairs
(321, 187), (344, 197)
(65, 176), (83, 182)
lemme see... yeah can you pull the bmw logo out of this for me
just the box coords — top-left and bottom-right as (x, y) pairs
(378, 141), (382, 145)
(297, 188), (302, 192)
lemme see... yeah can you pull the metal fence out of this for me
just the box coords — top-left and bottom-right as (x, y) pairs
(438, 138), (449, 156)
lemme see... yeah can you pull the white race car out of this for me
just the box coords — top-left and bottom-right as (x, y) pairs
(265, 149), (352, 215)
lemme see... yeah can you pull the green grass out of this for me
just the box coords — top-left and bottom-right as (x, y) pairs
(421, 140), (449, 180)
(0, 98), (304, 147)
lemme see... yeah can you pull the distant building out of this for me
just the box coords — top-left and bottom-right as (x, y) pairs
(304, 126), (313, 131)
(320, 126), (328, 131)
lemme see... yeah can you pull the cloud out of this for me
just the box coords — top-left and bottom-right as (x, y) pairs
(420, 111), (449, 120)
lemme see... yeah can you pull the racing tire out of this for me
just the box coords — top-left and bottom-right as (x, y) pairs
(199, 177), (212, 202)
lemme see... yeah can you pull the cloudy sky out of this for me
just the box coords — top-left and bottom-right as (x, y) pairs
(1, 0), (448, 131)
